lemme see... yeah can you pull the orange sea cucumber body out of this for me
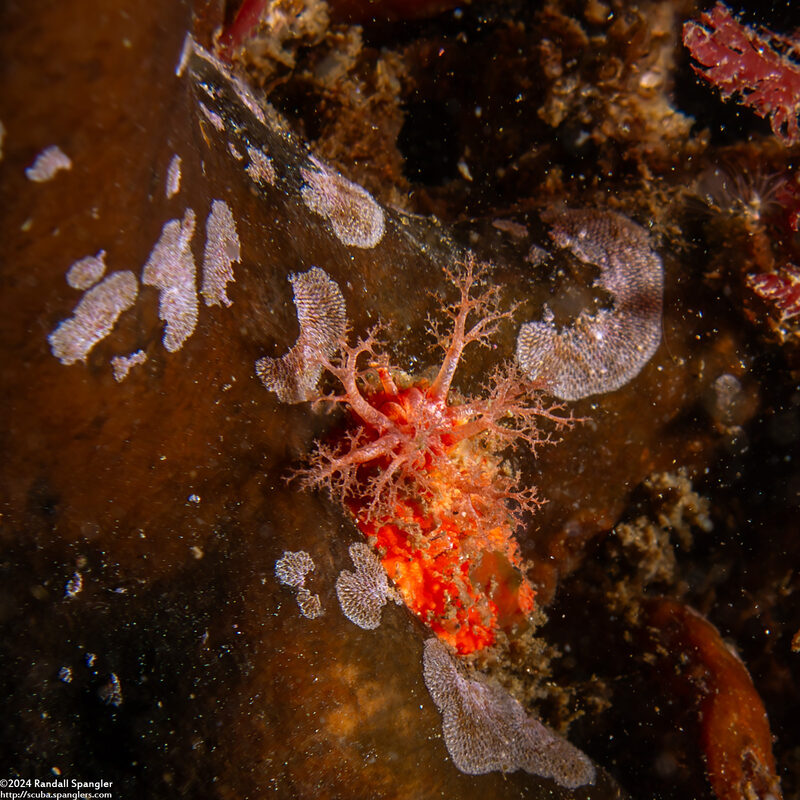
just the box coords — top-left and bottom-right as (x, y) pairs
(347, 380), (536, 655)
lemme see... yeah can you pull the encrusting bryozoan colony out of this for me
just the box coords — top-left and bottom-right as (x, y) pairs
(201, 199), (241, 308)
(165, 154), (182, 199)
(335, 542), (401, 630)
(300, 156), (385, 249)
(256, 266), (347, 403)
(422, 638), (595, 787)
(142, 209), (199, 353)
(66, 251), (107, 291)
(274, 550), (323, 620)
(516, 208), (663, 401)
(25, 145), (72, 182)
(48, 271), (139, 365)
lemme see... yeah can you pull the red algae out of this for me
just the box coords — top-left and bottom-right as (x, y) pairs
(296, 256), (572, 654)
(683, 2), (800, 146)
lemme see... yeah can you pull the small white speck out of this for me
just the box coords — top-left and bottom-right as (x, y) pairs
(64, 571), (83, 598)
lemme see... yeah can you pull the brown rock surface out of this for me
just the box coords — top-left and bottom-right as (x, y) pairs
(1, 2), (797, 799)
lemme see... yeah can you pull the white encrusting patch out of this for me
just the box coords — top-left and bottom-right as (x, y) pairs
(516, 208), (663, 401)
(300, 156), (385, 248)
(165, 154), (182, 198)
(256, 267), (347, 403)
(111, 349), (148, 382)
(198, 102), (225, 132)
(25, 145), (72, 182)
(296, 590), (323, 619)
(232, 78), (267, 125)
(422, 639), (596, 787)
(275, 550), (323, 620)
(201, 200), (241, 307)
(227, 142), (244, 160)
(142, 209), (199, 353)
(245, 145), (275, 186)
(66, 251), (107, 290)
(48, 271), (139, 365)
(335, 543), (397, 630)
(275, 550), (315, 587)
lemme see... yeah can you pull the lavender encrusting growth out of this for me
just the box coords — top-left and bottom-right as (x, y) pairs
(25, 145), (72, 182)
(300, 156), (385, 249)
(422, 638), (596, 787)
(165, 154), (182, 198)
(111, 349), (148, 382)
(66, 251), (107, 290)
(275, 550), (323, 620)
(335, 543), (398, 630)
(255, 267), (347, 403)
(48, 271), (139, 365)
(201, 200), (241, 308)
(516, 208), (663, 401)
(142, 209), (199, 353)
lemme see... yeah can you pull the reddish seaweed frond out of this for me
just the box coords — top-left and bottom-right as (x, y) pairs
(683, 2), (800, 146)
(748, 264), (800, 320)
(296, 255), (573, 653)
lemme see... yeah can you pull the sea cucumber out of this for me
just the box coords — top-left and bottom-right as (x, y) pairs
(295, 257), (571, 654)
